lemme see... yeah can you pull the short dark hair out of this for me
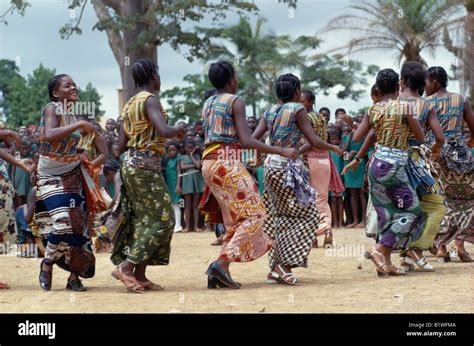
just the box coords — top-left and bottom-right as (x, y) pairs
(48, 74), (69, 101)
(335, 108), (346, 115)
(194, 120), (203, 127)
(275, 73), (300, 103)
(208, 61), (235, 89)
(375, 68), (399, 95)
(301, 90), (315, 104)
(370, 84), (380, 97)
(103, 159), (120, 175)
(401, 61), (427, 92)
(319, 107), (330, 114)
(327, 128), (341, 140)
(131, 58), (158, 88)
(427, 66), (448, 88)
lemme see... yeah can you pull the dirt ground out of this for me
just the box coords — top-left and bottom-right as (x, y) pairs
(1, 228), (472, 313)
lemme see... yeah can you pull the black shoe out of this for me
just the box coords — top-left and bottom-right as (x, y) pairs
(66, 278), (87, 291)
(207, 276), (228, 289)
(39, 260), (52, 291)
(205, 262), (241, 289)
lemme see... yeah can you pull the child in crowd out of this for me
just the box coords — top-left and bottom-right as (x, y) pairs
(110, 143), (121, 163)
(103, 160), (120, 199)
(194, 121), (205, 142)
(164, 142), (183, 233)
(328, 129), (345, 228)
(177, 141), (186, 156)
(177, 139), (204, 232)
(342, 118), (367, 228)
(105, 118), (117, 136)
(13, 137), (33, 208)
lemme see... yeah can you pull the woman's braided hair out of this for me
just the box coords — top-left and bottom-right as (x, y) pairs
(275, 73), (300, 102)
(375, 68), (399, 95)
(427, 66), (448, 88)
(131, 58), (158, 87)
(208, 61), (235, 89)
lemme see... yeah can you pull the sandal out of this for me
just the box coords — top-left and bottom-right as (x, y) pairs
(364, 247), (389, 277)
(271, 265), (302, 286)
(0, 280), (9, 289)
(116, 269), (145, 293)
(400, 257), (415, 273)
(386, 264), (406, 276)
(405, 251), (434, 271)
(137, 280), (164, 291)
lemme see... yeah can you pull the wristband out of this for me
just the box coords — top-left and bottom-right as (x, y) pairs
(355, 157), (362, 162)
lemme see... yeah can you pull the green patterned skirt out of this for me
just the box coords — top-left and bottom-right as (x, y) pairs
(111, 164), (175, 266)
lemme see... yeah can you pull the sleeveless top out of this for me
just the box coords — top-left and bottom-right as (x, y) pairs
(201, 93), (240, 145)
(38, 102), (81, 160)
(122, 91), (167, 156)
(397, 97), (432, 145)
(425, 93), (465, 144)
(264, 102), (305, 148)
(307, 111), (327, 142)
(369, 98), (416, 150)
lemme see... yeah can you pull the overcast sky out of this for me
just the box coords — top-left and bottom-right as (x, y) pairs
(0, 0), (462, 123)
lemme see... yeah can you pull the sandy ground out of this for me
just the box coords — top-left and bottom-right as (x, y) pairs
(0, 228), (472, 313)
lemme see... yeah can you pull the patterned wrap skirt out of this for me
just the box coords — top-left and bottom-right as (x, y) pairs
(306, 149), (332, 234)
(0, 160), (16, 239)
(368, 146), (425, 250)
(111, 151), (175, 266)
(263, 155), (320, 270)
(434, 151), (474, 245)
(201, 156), (272, 263)
(405, 145), (446, 252)
(36, 166), (95, 278)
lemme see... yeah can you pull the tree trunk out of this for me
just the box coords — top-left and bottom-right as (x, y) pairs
(92, 0), (159, 106)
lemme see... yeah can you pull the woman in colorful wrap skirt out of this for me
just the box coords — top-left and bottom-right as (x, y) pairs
(392, 62), (446, 273)
(253, 74), (343, 285)
(343, 68), (426, 276)
(201, 61), (298, 289)
(112, 59), (186, 292)
(425, 66), (474, 262)
(37, 74), (107, 291)
(0, 130), (35, 289)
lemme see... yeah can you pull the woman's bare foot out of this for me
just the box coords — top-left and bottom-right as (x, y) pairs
(354, 222), (366, 229)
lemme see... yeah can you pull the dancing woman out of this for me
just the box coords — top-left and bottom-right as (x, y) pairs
(425, 66), (474, 262)
(200, 61), (298, 289)
(254, 74), (343, 285)
(0, 130), (35, 289)
(111, 59), (186, 292)
(37, 74), (107, 291)
(344, 68), (426, 276)
(393, 62), (446, 272)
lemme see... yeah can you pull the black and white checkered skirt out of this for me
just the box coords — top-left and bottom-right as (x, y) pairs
(263, 165), (320, 270)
